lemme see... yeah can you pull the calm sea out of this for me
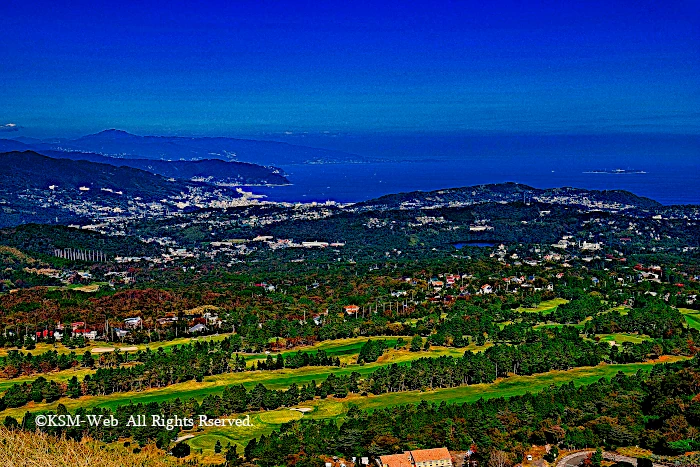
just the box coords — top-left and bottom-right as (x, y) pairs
(241, 133), (700, 205)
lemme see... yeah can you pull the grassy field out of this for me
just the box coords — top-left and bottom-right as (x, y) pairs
(0, 334), (389, 363)
(0, 334), (426, 361)
(533, 322), (586, 331)
(0, 367), (94, 393)
(595, 333), (652, 344)
(680, 308), (700, 331)
(0, 332), (237, 358)
(0, 336), (473, 401)
(0, 334), (686, 463)
(184, 356), (687, 460)
(516, 298), (568, 314)
(0, 343), (487, 418)
(243, 336), (414, 365)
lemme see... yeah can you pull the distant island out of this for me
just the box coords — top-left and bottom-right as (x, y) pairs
(583, 169), (647, 174)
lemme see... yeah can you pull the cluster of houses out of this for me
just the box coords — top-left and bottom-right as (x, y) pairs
(20, 268), (96, 286)
(634, 263), (663, 282)
(203, 236), (346, 262)
(551, 236), (602, 251)
(35, 321), (98, 341)
(24, 310), (222, 343)
(425, 273), (551, 300)
(321, 448), (453, 467)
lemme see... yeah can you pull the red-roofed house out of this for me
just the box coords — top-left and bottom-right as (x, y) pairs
(408, 448), (452, 467)
(377, 448), (453, 467)
(378, 453), (413, 467)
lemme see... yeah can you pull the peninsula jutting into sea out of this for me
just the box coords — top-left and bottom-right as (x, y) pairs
(1, 1), (699, 466)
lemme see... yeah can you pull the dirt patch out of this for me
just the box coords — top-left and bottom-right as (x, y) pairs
(73, 284), (100, 293)
(92, 346), (138, 353)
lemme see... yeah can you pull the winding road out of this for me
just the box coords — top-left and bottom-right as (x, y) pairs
(556, 451), (664, 467)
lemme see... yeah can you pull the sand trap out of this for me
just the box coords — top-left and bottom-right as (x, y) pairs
(91, 346), (138, 353)
(73, 284), (100, 293)
(290, 407), (313, 413)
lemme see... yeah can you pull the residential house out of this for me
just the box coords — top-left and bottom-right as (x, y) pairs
(157, 316), (176, 326)
(378, 448), (452, 467)
(408, 448), (452, 467)
(204, 312), (222, 327)
(124, 317), (143, 328)
(581, 241), (602, 251)
(344, 305), (359, 316)
(189, 323), (208, 333)
(73, 328), (98, 340)
(378, 454), (413, 467)
(35, 330), (54, 340)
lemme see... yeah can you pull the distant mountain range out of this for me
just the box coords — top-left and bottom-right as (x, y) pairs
(0, 151), (243, 227)
(0, 151), (193, 197)
(0, 133), (291, 186)
(36, 150), (288, 186)
(7, 128), (359, 165)
(0, 128), (363, 227)
(0, 223), (158, 258)
(355, 182), (663, 211)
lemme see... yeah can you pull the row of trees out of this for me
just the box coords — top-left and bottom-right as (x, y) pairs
(8, 357), (699, 466)
(0, 341), (341, 409)
(244, 358), (700, 466)
(586, 302), (686, 338)
(357, 339), (389, 363)
(0, 329), (664, 411)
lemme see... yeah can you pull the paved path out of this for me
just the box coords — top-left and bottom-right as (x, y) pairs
(556, 451), (665, 467)
(173, 434), (195, 443)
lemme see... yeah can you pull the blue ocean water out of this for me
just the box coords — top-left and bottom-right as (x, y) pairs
(242, 133), (700, 205)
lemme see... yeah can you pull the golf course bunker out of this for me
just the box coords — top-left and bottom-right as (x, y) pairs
(91, 346), (138, 353)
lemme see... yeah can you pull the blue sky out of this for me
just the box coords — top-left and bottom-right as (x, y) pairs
(1, 0), (698, 137)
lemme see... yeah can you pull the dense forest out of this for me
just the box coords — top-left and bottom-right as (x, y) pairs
(0, 328), (688, 411)
(245, 359), (700, 466)
(0, 184), (699, 465)
(5, 359), (700, 467)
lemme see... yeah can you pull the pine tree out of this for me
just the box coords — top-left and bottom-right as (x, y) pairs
(410, 335), (423, 352)
(67, 376), (81, 398)
(82, 351), (95, 368)
(591, 448), (603, 467)
(226, 443), (242, 466)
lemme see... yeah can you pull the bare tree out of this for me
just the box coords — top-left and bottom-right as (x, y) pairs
(488, 451), (512, 467)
